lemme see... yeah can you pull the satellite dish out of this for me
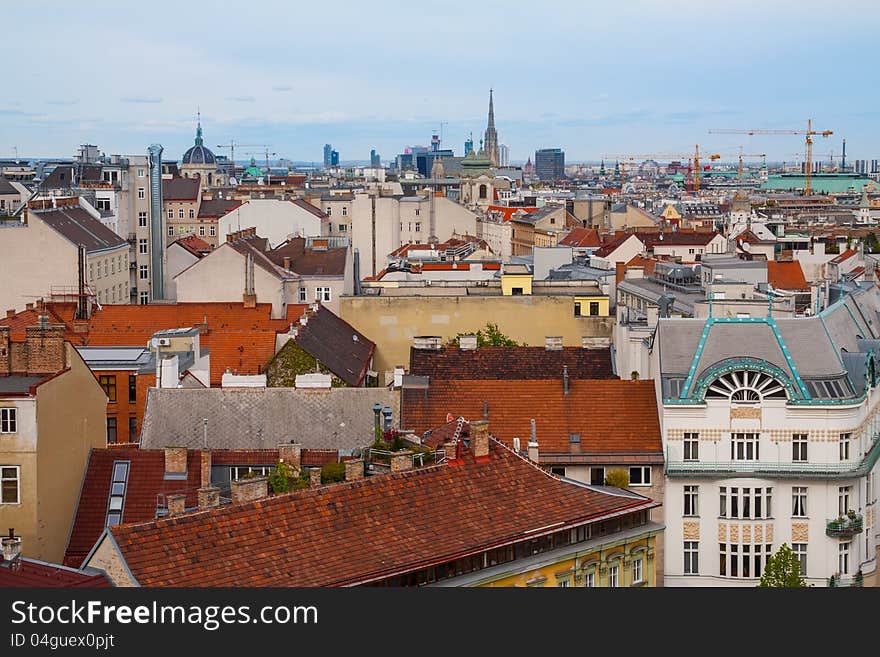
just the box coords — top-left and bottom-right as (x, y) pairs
(741, 241), (751, 252)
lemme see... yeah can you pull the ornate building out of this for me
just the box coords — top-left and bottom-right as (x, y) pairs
(180, 114), (227, 191)
(483, 89), (499, 167)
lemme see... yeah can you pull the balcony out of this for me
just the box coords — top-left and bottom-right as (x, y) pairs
(826, 514), (864, 538)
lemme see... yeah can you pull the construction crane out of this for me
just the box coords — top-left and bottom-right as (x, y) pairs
(245, 147), (277, 184)
(709, 119), (833, 195)
(605, 145), (720, 192)
(215, 141), (268, 183)
(731, 146), (767, 180)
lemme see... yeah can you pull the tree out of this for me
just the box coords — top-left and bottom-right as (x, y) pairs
(268, 460), (292, 494)
(758, 543), (809, 587)
(604, 469), (630, 488)
(448, 323), (524, 347)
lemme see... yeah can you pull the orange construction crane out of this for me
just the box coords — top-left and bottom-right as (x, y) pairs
(730, 147), (767, 180)
(606, 145), (720, 192)
(709, 119), (832, 195)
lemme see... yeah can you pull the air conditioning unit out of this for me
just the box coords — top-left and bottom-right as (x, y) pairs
(155, 337), (171, 347)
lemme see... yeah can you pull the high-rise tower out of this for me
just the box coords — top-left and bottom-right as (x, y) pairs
(483, 89), (499, 167)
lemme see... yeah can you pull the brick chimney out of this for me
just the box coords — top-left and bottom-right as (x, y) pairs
(278, 443), (302, 470)
(469, 420), (490, 459)
(163, 447), (188, 480)
(5, 309), (14, 319)
(198, 486), (220, 509)
(230, 476), (268, 504)
(308, 468), (322, 487)
(199, 450), (211, 488)
(443, 441), (458, 462)
(528, 419), (539, 462)
(390, 451), (413, 473)
(345, 459), (365, 482)
(24, 323), (66, 375)
(413, 336), (442, 350)
(166, 494), (186, 516)
(0, 327), (9, 374)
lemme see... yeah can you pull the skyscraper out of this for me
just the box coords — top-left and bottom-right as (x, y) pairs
(483, 89), (499, 166)
(535, 148), (565, 181)
(330, 150), (340, 167)
(370, 149), (381, 167)
(464, 134), (474, 157)
(323, 144), (333, 169)
(499, 144), (510, 167)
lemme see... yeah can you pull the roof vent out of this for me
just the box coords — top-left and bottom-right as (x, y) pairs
(413, 336), (443, 350)
(460, 335), (478, 351)
(545, 336), (563, 351)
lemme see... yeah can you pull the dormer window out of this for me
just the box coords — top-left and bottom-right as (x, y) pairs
(705, 370), (786, 402)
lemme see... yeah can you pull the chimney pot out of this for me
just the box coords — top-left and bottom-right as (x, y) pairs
(166, 494), (186, 516)
(197, 486), (220, 509)
(469, 420), (490, 458)
(443, 441), (458, 461)
(163, 447), (188, 478)
(199, 450), (211, 488)
(283, 256), (291, 270)
(25, 303), (33, 311)
(230, 476), (268, 504)
(345, 459), (365, 481)
(5, 309), (14, 319)
(278, 443), (302, 470)
(459, 335), (478, 350)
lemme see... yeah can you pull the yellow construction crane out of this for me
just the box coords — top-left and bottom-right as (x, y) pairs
(605, 145), (720, 192)
(709, 119), (832, 195)
(215, 141), (268, 181)
(731, 146), (767, 180)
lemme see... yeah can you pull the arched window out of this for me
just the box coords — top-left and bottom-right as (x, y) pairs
(705, 370), (787, 401)
(479, 184), (487, 199)
(208, 173), (213, 186)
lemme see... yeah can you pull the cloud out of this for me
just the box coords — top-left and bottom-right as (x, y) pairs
(45, 99), (78, 106)
(272, 85), (293, 92)
(0, 108), (29, 115)
(226, 96), (256, 102)
(122, 97), (162, 104)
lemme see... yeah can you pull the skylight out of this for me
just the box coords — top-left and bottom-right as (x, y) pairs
(105, 460), (130, 527)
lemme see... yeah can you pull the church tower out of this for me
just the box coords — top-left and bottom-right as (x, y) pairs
(483, 89), (499, 167)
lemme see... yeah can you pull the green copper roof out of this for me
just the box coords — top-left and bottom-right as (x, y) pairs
(761, 174), (880, 194)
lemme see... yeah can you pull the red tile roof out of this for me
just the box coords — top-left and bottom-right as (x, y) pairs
(767, 261), (809, 291)
(410, 346), (614, 380)
(559, 228), (602, 248)
(401, 379), (661, 457)
(106, 441), (655, 586)
(0, 302), (77, 340)
(487, 205), (538, 221)
(616, 256), (658, 284)
(592, 234), (640, 258)
(639, 230), (720, 248)
(0, 559), (110, 587)
(829, 248), (857, 265)
(172, 235), (213, 257)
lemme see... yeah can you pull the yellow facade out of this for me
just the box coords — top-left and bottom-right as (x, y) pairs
(476, 531), (659, 587)
(574, 295), (609, 317)
(501, 273), (533, 296)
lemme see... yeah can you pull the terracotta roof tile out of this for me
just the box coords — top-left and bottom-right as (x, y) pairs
(401, 379), (661, 457)
(410, 346), (614, 380)
(560, 228), (602, 248)
(107, 442), (655, 586)
(0, 559), (110, 587)
(767, 261), (808, 291)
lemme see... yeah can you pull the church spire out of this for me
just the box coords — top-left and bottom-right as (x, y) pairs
(195, 108), (203, 146)
(483, 89), (499, 167)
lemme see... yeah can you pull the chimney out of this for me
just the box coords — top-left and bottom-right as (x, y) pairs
(282, 256), (291, 271)
(5, 309), (14, 319)
(459, 335), (478, 351)
(469, 420), (490, 459)
(197, 486), (220, 509)
(243, 293), (257, 308)
(24, 323), (66, 375)
(393, 366), (404, 388)
(278, 443), (302, 470)
(166, 494), (186, 516)
(308, 468), (322, 487)
(381, 406), (394, 430)
(443, 441), (458, 461)
(0, 327), (9, 374)
(345, 459), (365, 481)
(390, 451), (413, 473)
(413, 336), (443, 350)
(545, 336), (563, 351)
(25, 303), (33, 312)
(199, 450), (211, 488)
(527, 419), (539, 462)
(230, 476), (268, 504)
(163, 447), (188, 479)
(2, 528), (22, 570)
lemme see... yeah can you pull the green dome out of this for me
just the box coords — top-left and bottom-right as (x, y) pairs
(243, 158), (262, 178)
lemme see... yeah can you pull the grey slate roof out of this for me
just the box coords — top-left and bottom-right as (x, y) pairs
(36, 207), (127, 254)
(0, 375), (46, 394)
(139, 387), (399, 452)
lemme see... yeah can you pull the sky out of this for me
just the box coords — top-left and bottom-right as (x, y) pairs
(1, 0), (878, 164)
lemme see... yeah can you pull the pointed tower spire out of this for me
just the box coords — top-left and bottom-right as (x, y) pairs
(483, 88), (499, 167)
(195, 108), (203, 146)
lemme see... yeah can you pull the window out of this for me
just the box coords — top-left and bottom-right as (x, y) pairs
(792, 543), (807, 576)
(210, 226), (216, 236)
(139, 265), (149, 280)
(342, 206), (348, 216)
(629, 466), (651, 486)
(230, 466), (272, 480)
(414, 208), (419, 217)
(137, 168), (145, 178)
(99, 375), (117, 402)
(167, 209), (173, 219)
(725, 486), (772, 519)
(138, 239), (148, 255)
(111, 287), (116, 303)
(89, 263), (94, 280)
(683, 541), (699, 575)
(96, 198), (111, 212)
(839, 542), (849, 575)
(415, 222), (421, 232)
(129, 416), (137, 441)
(731, 432), (759, 460)
(684, 432), (699, 460)
(167, 226), (174, 236)
(199, 225), (205, 236)
(632, 557), (643, 584)
(608, 564), (619, 587)
(139, 292), (149, 305)
(589, 302), (600, 316)
(839, 433), (851, 460)
(792, 433), (808, 462)
(0, 408), (16, 434)
(511, 287), (523, 295)
(178, 209), (184, 219)
(590, 467), (605, 486)
(719, 486), (727, 517)
(684, 485), (699, 516)
(839, 486), (851, 516)
(103, 259), (108, 276)
(792, 486), (807, 517)
(315, 287), (331, 302)
(106, 460), (129, 526)
(557, 578), (570, 588)
(574, 302), (582, 317)
(110, 259), (115, 274)
(338, 223), (347, 232)
(188, 209), (195, 219)
(106, 417), (117, 443)
(0, 466), (20, 504)
(584, 571), (595, 588)
(137, 187), (145, 199)
(298, 288), (307, 303)
(325, 207), (332, 216)
(128, 375), (137, 404)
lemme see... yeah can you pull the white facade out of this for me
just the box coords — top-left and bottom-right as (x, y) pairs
(218, 199), (327, 246)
